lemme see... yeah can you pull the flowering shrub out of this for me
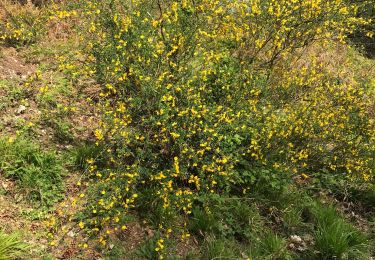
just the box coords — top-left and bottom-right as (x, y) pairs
(56, 0), (374, 256)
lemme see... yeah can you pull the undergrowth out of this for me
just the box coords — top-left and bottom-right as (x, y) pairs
(0, 136), (64, 207)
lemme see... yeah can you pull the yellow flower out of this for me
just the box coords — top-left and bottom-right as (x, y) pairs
(79, 221), (85, 229)
(94, 129), (104, 141)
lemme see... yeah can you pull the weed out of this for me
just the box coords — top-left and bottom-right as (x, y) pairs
(243, 230), (292, 260)
(189, 207), (217, 237)
(348, 184), (375, 211)
(189, 195), (265, 241)
(36, 76), (74, 108)
(262, 232), (291, 259)
(0, 80), (31, 107)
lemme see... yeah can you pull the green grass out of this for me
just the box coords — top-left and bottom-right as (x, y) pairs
(187, 195), (294, 259)
(282, 207), (304, 232)
(186, 186), (373, 259)
(0, 136), (64, 207)
(311, 204), (370, 259)
(0, 231), (29, 260)
(198, 232), (291, 260)
(201, 236), (240, 260)
(36, 76), (74, 108)
(248, 231), (292, 260)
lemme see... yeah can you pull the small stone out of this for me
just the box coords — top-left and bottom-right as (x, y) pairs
(1, 181), (8, 191)
(290, 235), (303, 244)
(16, 105), (26, 114)
(67, 230), (75, 237)
(14, 193), (24, 202)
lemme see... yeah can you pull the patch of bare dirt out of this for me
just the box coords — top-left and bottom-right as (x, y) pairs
(0, 47), (35, 80)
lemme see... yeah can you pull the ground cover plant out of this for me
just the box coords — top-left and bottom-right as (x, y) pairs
(0, 0), (374, 259)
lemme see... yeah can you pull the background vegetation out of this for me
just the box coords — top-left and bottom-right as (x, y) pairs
(0, 0), (374, 259)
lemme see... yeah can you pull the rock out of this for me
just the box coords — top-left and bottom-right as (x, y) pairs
(1, 181), (9, 191)
(14, 193), (24, 202)
(290, 235), (302, 244)
(67, 230), (75, 237)
(16, 105), (26, 114)
(290, 235), (308, 251)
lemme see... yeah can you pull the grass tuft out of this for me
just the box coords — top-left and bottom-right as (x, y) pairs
(312, 204), (370, 259)
(0, 136), (64, 207)
(0, 231), (29, 260)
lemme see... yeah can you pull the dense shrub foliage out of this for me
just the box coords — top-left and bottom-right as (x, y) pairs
(51, 0), (374, 256)
(347, 0), (375, 57)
